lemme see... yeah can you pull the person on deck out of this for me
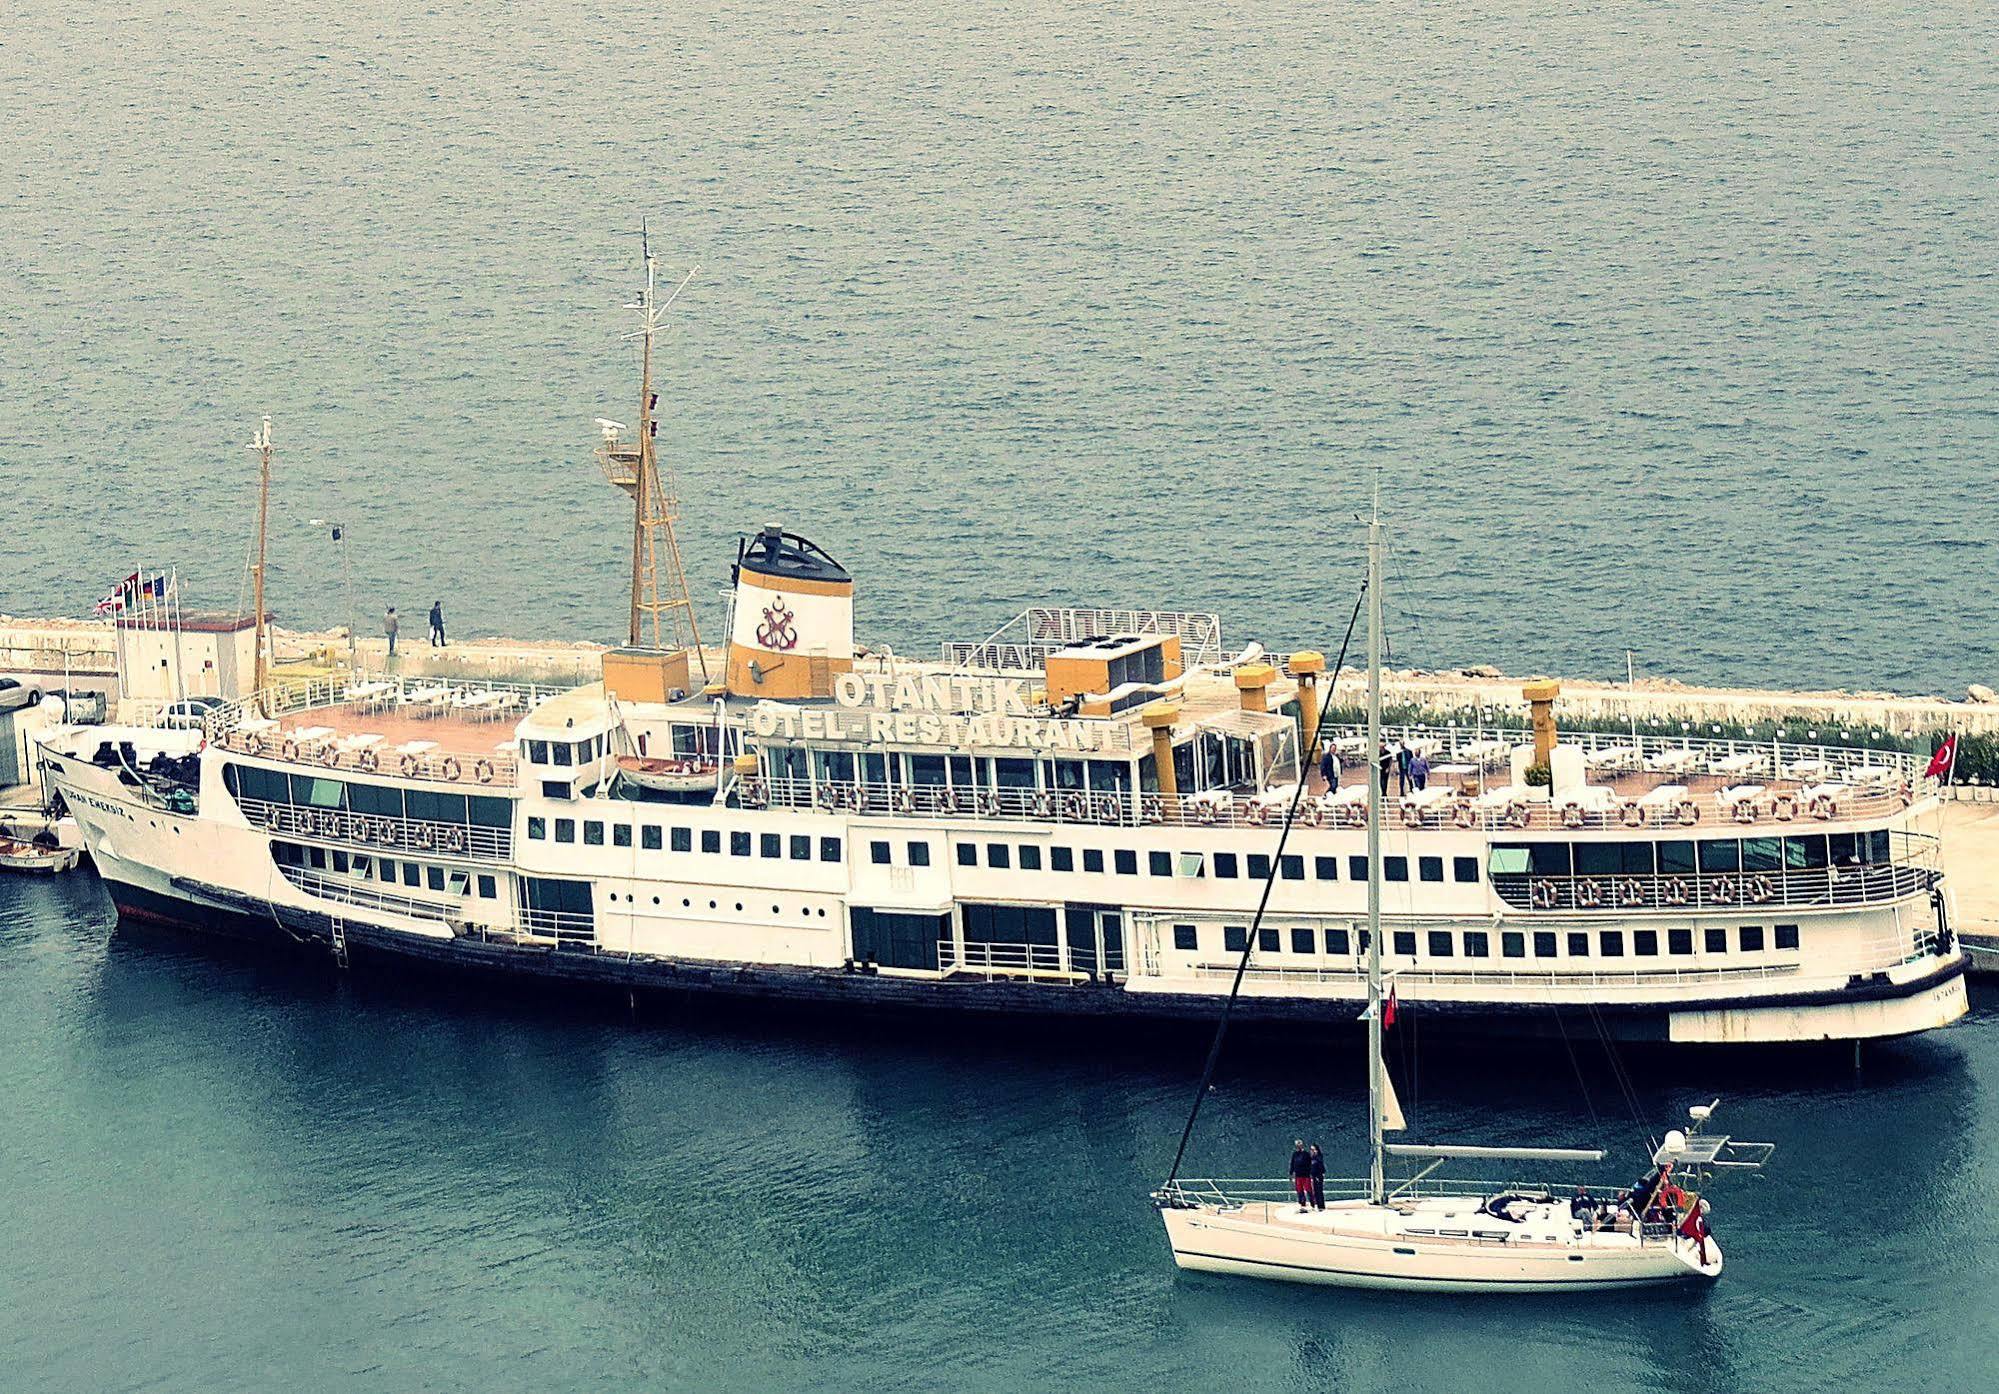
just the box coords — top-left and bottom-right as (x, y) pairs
(1308, 1144), (1326, 1211)
(1410, 750), (1430, 792)
(1570, 1185), (1593, 1221)
(1377, 747), (1394, 797)
(1289, 1140), (1313, 1212)
(1318, 742), (1339, 792)
(384, 606), (399, 657)
(429, 600), (446, 647)
(1395, 740), (1413, 795)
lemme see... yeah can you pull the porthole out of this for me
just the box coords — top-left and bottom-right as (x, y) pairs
(771, 904), (780, 914)
(708, 900), (717, 909)
(652, 896), (660, 905)
(734, 901), (743, 912)
(683, 898), (691, 907)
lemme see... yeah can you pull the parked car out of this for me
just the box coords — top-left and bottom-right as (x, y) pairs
(0, 678), (42, 713)
(155, 695), (227, 730)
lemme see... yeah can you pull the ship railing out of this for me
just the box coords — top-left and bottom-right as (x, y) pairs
(1159, 1175), (1608, 1207)
(514, 908), (598, 945)
(746, 774), (1929, 832)
(1491, 860), (1939, 914)
(278, 865), (466, 928)
(1186, 959), (1817, 990)
(202, 673), (570, 741)
(936, 939), (1080, 980)
(943, 606), (1225, 671)
(239, 796), (513, 862)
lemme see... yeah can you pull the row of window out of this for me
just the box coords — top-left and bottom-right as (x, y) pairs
(526, 817), (845, 864)
(943, 841), (1482, 884)
(522, 734), (608, 767)
(273, 842), (499, 898)
(226, 764), (511, 827)
(1493, 831), (1895, 878)
(1170, 921), (1803, 959)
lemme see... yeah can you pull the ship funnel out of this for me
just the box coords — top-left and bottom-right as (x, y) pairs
(725, 527), (854, 700)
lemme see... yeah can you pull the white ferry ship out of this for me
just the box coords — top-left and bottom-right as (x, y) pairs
(36, 258), (1967, 1047)
(39, 519), (1970, 1045)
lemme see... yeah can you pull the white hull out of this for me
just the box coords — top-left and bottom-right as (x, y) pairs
(1162, 1199), (1718, 1293)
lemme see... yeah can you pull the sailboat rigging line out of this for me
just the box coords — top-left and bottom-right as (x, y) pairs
(1164, 580), (1368, 1186)
(1585, 998), (1652, 1141)
(1550, 1002), (1602, 1131)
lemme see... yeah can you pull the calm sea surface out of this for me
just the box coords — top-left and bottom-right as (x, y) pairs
(5, 2), (1998, 1390)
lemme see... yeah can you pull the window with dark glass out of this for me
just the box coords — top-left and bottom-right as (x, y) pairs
(1528, 843), (1572, 876)
(672, 826), (692, 852)
(642, 825), (663, 851)
(1084, 849), (1105, 873)
(1741, 837), (1781, 873)
(1567, 932), (1589, 957)
(1224, 925), (1247, 953)
(1658, 840), (1697, 874)
(1783, 836), (1829, 870)
(1114, 849), (1136, 875)
(1050, 846), (1074, 872)
(1668, 928), (1694, 955)
(1247, 853), (1271, 881)
(614, 824), (632, 848)
(871, 840), (892, 866)
(790, 834), (810, 860)
(1698, 840), (1741, 873)
(1393, 930), (1417, 956)
(427, 866), (445, 891)
(1173, 923), (1198, 951)
(552, 743), (573, 767)
(1348, 855), (1367, 881)
(554, 818), (575, 843)
(762, 833), (782, 859)
(1018, 844), (1040, 871)
(1574, 843), (1620, 877)
(1465, 930), (1490, 957)
(701, 829), (720, 854)
(1385, 856), (1409, 882)
(1600, 930), (1625, 957)
(988, 843), (1011, 870)
(820, 837), (841, 863)
(957, 843), (977, 867)
(1291, 927), (1315, 954)
(1453, 856), (1479, 883)
(528, 817), (546, 840)
(1634, 929), (1659, 956)
(1280, 855), (1304, 881)
(1774, 923), (1799, 950)
(1503, 931), (1525, 958)
(1149, 850), (1172, 877)
(1740, 924), (1765, 950)
(402, 862), (419, 887)
(1418, 856), (1444, 883)
(1533, 931), (1557, 957)
(478, 874), (496, 898)
(1705, 927), (1727, 953)
(730, 831), (751, 857)
(1257, 927), (1279, 952)
(1314, 856), (1338, 880)
(1213, 852), (1239, 879)
(1327, 927), (1351, 955)
(909, 842), (931, 868)
(1427, 930), (1454, 957)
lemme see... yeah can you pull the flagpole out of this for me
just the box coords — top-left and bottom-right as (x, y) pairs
(1366, 483), (1385, 1206)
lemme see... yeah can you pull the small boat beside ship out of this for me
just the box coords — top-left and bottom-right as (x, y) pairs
(0, 836), (81, 875)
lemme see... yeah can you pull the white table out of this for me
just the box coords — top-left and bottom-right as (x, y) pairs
(1637, 783), (1689, 808)
(1646, 747), (1702, 773)
(1403, 785), (1458, 810)
(1783, 758), (1831, 782)
(1585, 745), (1639, 769)
(1713, 752), (1766, 776)
(1429, 762), (1478, 788)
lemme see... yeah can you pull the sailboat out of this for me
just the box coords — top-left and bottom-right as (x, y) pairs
(1152, 506), (1774, 1293)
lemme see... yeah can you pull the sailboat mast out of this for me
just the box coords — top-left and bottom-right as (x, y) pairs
(631, 250), (655, 648)
(1366, 501), (1385, 1205)
(250, 416), (272, 699)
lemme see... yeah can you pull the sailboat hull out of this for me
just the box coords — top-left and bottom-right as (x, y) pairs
(1161, 1202), (1720, 1293)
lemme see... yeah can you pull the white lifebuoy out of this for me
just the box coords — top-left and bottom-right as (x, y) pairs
(1195, 801), (1219, 826)
(1561, 803), (1586, 830)
(1451, 803), (1475, 830)
(356, 749), (379, 774)
(1506, 803), (1531, 830)
(321, 746), (342, 769)
(740, 778), (768, 809)
(1031, 791), (1053, 818)
(1732, 800), (1757, 825)
(1748, 873), (1776, 904)
(445, 826), (468, 854)
(1301, 801), (1326, 828)
(816, 784), (840, 811)
(894, 787), (915, 815)
(1772, 794), (1798, 821)
(440, 756), (463, 783)
(1575, 879), (1604, 909)
(1140, 794), (1164, 823)
(1060, 792), (1086, 822)
(1708, 877), (1736, 904)
(1810, 794), (1835, 820)
(1617, 877), (1645, 908)
(1664, 877), (1691, 907)
(400, 753), (420, 778)
(1676, 801), (1700, 826)
(1341, 803), (1366, 829)
(1246, 803), (1270, 827)
(940, 787), (961, 813)
(1531, 879), (1559, 910)
(1899, 780), (1914, 808)
(982, 792), (1002, 818)
(1619, 802), (1645, 828)
(474, 758), (495, 785)
(281, 739), (300, 763)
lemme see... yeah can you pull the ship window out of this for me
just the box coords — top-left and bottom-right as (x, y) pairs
(553, 743), (573, 767)
(1051, 846), (1074, 872)
(1393, 930), (1417, 956)
(668, 826), (690, 852)
(1018, 844), (1040, 871)
(409, 790), (469, 825)
(331, 851), (350, 874)
(1527, 844), (1571, 876)
(1774, 924), (1799, 950)
(1740, 925), (1765, 950)
(1453, 856), (1479, 883)
(1741, 837), (1781, 873)
(1418, 856), (1443, 883)
(540, 780), (569, 800)
(1349, 855), (1368, 881)
(1084, 849), (1105, 873)
(554, 818), (575, 843)
(468, 796), (509, 828)
(1502, 931), (1525, 958)
(1633, 930), (1659, 956)
(427, 866), (445, 891)
(730, 831), (751, 857)
(350, 782), (403, 818)
(870, 840), (891, 866)
(1658, 840), (1697, 874)
(1327, 927), (1351, 955)
(1052, 759), (1087, 792)
(1620, 841), (1656, 874)
(1427, 931), (1453, 957)
(908, 753), (947, 786)
(402, 862), (419, 887)
(1698, 840), (1741, 873)
(295, 775), (345, 810)
(1487, 845), (1528, 876)
(1174, 924), (1199, 951)
(447, 871), (470, 897)
(1668, 928), (1694, 955)
(1150, 850), (1172, 877)
(526, 740), (547, 764)
(821, 837), (842, 863)
(910, 842), (932, 868)
(848, 908), (946, 972)
(1291, 927), (1315, 954)
(1384, 856), (1409, 882)
(641, 825), (662, 851)
(701, 829), (720, 853)
(1783, 836), (1828, 870)
(1223, 925), (1248, 953)
(614, 824), (633, 849)
(1600, 930), (1625, 957)
(1465, 930), (1490, 957)
(478, 874), (496, 899)
(1280, 855), (1304, 881)
(762, 833), (781, 859)
(1247, 854), (1271, 881)
(583, 821), (604, 846)
(1574, 843), (1620, 877)
(995, 758), (1037, 789)
(1866, 828), (1890, 863)
(527, 817), (546, 840)
(1114, 849), (1137, 875)
(1533, 931), (1557, 957)
(987, 843), (1011, 869)
(957, 843), (977, 867)
(1567, 932), (1589, 956)
(1314, 856), (1337, 880)
(1705, 927), (1728, 954)
(350, 855), (372, 879)
(791, 835), (811, 860)
(1258, 926), (1279, 952)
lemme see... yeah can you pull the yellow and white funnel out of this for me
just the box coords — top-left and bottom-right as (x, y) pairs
(725, 527), (854, 701)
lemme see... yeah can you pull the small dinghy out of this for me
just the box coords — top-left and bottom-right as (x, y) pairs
(615, 754), (721, 794)
(0, 837), (82, 875)
(1152, 503), (1773, 1294)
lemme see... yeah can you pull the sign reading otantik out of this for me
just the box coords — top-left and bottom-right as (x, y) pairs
(744, 672), (1127, 751)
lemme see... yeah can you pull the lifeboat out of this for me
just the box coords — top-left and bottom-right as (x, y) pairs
(615, 754), (721, 795)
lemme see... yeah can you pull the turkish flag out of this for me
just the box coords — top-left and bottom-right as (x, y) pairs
(1383, 985), (1398, 1028)
(1925, 735), (1959, 783)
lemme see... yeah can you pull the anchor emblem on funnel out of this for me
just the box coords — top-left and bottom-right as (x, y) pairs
(756, 596), (799, 651)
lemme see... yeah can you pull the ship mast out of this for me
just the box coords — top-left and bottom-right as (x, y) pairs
(1365, 489), (1386, 1205)
(249, 415), (272, 701)
(599, 225), (708, 680)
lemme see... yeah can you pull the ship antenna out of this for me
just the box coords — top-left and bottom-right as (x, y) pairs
(1365, 480), (1386, 1204)
(247, 415), (273, 710)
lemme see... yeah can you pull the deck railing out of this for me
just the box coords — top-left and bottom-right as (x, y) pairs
(1491, 861), (1938, 914)
(241, 796), (513, 862)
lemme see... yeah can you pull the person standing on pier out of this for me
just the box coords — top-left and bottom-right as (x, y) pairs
(1289, 1140), (1313, 1212)
(429, 600), (446, 647)
(384, 606), (399, 658)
